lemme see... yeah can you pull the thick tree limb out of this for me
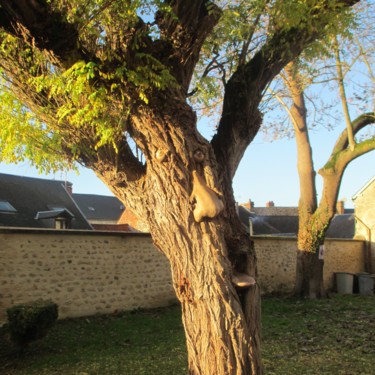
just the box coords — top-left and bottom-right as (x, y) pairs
(212, 0), (361, 179)
(320, 112), (375, 175)
(0, 0), (85, 66)
(155, 0), (221, 91)
(329, 113), (375, 153)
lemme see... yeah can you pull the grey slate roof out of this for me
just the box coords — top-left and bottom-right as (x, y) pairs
(325, 214), (355, 238)
(238, 206), (355, 239)
(250, 215), (299, 236)
(0, 173), (92, 230)
(72, 193), (124, 222)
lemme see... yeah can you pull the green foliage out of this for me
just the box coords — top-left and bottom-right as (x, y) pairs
(0, 85), (69, 173)
(6, 300), (58, 348)
(0, 1), (178, 172)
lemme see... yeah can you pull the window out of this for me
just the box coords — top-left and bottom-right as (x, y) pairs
(0, 201), (17, 212)
(55, 218), (70, 229)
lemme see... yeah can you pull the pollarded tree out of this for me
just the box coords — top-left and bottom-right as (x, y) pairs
(284, 61), (374, 298)
(0, 1), (362, 373)
(267, 8), (375, 298)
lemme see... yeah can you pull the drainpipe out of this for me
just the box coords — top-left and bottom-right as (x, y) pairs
(249, 218), (254, 237)
(355, 216), (372, 274)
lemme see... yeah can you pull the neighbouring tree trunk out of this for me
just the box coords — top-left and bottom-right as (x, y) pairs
(284, 61), (375, 298)
(295, 210), (327, 298)
(295, 250), (324, 298)
(285, 62), (329, 298)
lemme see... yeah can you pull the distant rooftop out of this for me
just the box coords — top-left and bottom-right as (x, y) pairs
(0, 173), (92, 230)
(238, 205), (355, 239)
(72, 193), (124, 223)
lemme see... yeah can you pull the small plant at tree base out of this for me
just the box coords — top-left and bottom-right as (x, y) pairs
(6, 300), (58, 348)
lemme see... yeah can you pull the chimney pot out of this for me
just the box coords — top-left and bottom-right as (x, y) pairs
(266, 201), (275, 207)
(249, 199), (255, 210)
(336, 200), (345, 214)
(65, 182), (73, 195)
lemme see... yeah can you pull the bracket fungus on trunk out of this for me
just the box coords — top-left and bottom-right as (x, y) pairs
(232, 271), (257, 289)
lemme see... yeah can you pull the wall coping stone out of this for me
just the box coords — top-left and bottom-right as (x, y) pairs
(251, 235), (365, 243)
(0, 227), (151, 237)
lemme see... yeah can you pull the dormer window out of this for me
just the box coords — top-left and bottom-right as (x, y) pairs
(35, 208), (74, 229)
(0, 201), (16, 212)
(55, 218), (69, 229)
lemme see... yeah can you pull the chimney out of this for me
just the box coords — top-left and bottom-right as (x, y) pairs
(65, 181), (73, 195)
(249, 199), (255, 211)
(336, 200), (345, 214)
(266, 201), (275, 207)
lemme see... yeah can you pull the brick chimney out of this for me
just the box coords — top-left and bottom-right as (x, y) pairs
(249, 199), (255, 211)
(266, 201), (275, 207)
(64, 181), (73, 195)
(336, 200), (345, 214)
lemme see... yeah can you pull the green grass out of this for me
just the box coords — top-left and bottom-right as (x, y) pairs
(1, 295), (374, 374)
(261, 295), (375, 375)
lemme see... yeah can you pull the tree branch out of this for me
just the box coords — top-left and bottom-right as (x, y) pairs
(330, 112), (375, 153)
(0, 0), (85, 66)
(334, 37), (356, 150)
(212, 0), (361, 178)
(320, 112), (375, 175)
(155, 0), (222, 92)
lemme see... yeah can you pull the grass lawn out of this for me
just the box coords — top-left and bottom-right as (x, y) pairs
(1, 295), (374, 374)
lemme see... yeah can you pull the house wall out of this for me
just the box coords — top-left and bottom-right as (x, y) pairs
(353, 179), (375, 273)
(254, 237), (365, 294)
(118, 209), (150, 232)
(0, 229), (366, 324)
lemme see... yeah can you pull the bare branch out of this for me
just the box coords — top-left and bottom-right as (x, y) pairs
(334, 37), (356, 150)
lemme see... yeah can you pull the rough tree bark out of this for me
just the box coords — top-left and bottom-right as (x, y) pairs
(0, 0), (363, 372)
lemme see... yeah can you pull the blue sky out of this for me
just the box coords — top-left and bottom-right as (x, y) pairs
(233, 129), (374, 208)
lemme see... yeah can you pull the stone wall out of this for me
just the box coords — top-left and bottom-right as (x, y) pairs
(254, 236), (365, 294)
(0, 229), (366, 324)
(0, 229), (175, 324)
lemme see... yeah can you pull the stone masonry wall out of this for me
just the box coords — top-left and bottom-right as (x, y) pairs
(0, 229), (366, 324)
(254, 237), (365, 294)
(0, 229), (176, 324)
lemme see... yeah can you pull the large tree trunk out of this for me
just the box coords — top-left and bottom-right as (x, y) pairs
(284, 62), (325, 298)
(96, 100), (263, 374)
(151, 216), (262, 374)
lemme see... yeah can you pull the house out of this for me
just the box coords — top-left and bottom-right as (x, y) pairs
(118, 209), (149, 232)
(238, 200), (355, 239)
(352, 176), (375, 273)
(72, 193), (129, 231)
(0, 173), (92, 230)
